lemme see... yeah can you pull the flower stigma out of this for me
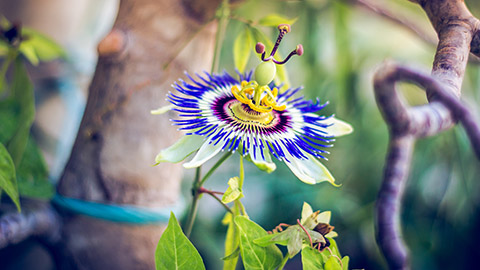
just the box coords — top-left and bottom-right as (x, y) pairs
(231, 24), (303, 114)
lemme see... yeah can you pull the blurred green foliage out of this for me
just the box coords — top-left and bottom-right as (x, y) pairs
(184, 0), (480, 269)
(0, 17), (61, 210)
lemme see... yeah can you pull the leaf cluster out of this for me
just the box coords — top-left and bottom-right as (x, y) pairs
(0, 17), (63, 211)
(156, 202), (350, 270)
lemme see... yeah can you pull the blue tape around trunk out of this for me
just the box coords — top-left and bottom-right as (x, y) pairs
(52, 194), (184, 225)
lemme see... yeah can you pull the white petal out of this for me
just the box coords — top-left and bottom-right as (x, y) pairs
(284, 153), (338, 186)
(325, 231), (338, 238)
(183, 140), (223, 168)
(324, 117), (353, 137)
(300, 202), (314, 224)
(317, 211), (331, 224)
(154, 135), (204, 164)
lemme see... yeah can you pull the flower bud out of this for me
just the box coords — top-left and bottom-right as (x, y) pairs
(296, 44), (304, 56)
(255, 42), (266, 54)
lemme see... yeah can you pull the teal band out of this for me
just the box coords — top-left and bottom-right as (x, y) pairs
(52, 194), (184, 225)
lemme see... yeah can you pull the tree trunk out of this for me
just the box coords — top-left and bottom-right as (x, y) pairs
(55, 0), (220, 268)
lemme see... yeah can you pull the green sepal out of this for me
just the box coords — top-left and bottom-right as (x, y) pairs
(222, 177), (243, 204)
(154, 135), (204, 164)
(245, 149), (276, 174)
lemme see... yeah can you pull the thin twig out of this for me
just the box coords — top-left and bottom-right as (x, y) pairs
(0, 203), (61, 249)
(355, 0), (437, 45)
(297, 219), (313, 247)
(197, 187), (233, 214)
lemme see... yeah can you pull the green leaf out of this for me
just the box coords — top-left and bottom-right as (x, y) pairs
(0, 99), (21, 143)
(154, 135), (204, 164)
(255, 225), (324, 258)
(234, 26), (253, 74)
(301, 246), (326, 270)
(327, 238), (341, 258)
(16, 137), (54, 199)
(0, 142), (20, 211)
(253, 233), (284, 247)
(19, 43), (39, 65)
(258, 14), (297, 27)
(0, 16), (10, 28)
(0, 42), (8, 56)
(286, 228), (302, 258)
(324, 256), (342, 270)
(222, 247), (240, 261)
(155, 212), (205, 270)
(7, 57), (35, 167)
(222, 201), (242, 270)
(341, 256), (349, 270)
(21, 28), (65, 62)
(222, 177), (243, 204)
(234, 216), (283, 270)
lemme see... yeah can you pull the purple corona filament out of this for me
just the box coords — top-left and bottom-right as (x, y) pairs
(257, 24), (303, 65)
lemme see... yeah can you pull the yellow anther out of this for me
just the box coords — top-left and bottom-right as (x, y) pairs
(273, 104), (286, 111)
(271, 87), (278, 97)
(243, 87), (254, 95)
(248, 102), (272, 113)
(231, 85), (250, 104)
(231, 81), (285, 113)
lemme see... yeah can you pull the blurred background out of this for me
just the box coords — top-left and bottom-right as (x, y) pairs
(1, 0), (480, 269)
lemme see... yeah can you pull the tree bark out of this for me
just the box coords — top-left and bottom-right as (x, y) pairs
(55, 0), (220, 269)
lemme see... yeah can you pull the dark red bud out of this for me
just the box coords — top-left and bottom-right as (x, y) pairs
(255, 42), (266, 54)
(296, 44), (304, 56)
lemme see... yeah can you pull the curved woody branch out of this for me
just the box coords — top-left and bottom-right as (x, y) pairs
(0, 203), (61, 249)
(374, 0), (480, 269)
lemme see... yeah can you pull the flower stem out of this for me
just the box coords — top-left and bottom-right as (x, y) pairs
(199, 151), (232, 187)
(184, 0), (230, 238)
(184, 167), (202, 238)
(199, 187), (233, 214)
(211, 0), (229, 73)
(184, 152), (233, 238)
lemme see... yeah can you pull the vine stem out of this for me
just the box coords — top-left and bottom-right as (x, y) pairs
(184, 152), (233, 238)
(183, 0), (230, 238)
(184, 167), (202, 238)
(211, 0), (229, 74)
(198, 187), (233, 214)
